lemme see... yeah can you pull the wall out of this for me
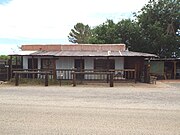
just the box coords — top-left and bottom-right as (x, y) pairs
(23, 56), (29, 69)
(56, 57), (75, 69)
(124, 57), (144, 81)
(21, 44), (126, 51)
(115, 57), (124, 69)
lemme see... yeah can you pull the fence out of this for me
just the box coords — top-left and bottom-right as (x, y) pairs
(0, 60), (8, 81)
(11, 68), (136, 82)
(56, 69), (136, 82)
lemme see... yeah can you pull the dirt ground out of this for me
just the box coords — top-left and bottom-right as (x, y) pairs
(0, 80), (180, 135)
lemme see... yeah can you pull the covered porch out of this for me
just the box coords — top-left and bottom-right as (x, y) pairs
(9, 55), (137, 81)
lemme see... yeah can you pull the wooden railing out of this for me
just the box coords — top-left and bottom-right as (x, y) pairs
(56, 69), (76, 80)
(11, 69), (53, 79)
(56, 69), (136, 82)
(11, 68), (136, 82)
(111, 69), (136, 81)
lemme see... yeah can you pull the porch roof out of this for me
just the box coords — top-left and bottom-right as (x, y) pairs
(10, 50), (158, 57)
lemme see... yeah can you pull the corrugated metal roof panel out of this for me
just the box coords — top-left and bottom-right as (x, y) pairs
(31, 51), (59, 56)
(9, 51), (37, 56)
(9, 50), (158, 57)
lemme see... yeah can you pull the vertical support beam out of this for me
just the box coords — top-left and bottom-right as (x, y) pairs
(9, 56), (13, 79)
(15, 73), (19, 86)
(107, 57), (109, 83)
(174, 61), (177, 79)
(21, 56), (23, 69)
(110, 73), (114, 87)
(59, 76), (62, 86)
(45, 73), (48, 86)
(6, 60), (9, 81)
(134, 70), (137, 83)
(135, 64), (137, 82)
(32, 56), (34, 70)
(146, 64), (150, 83)
(72, 73), (76, 87)
(32, 56), (35, 79)
(80, 57), (83, 83)
(52, 58), (57, 80)
(15, 56), (18, 67)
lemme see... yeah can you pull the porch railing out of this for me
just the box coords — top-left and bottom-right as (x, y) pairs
(56, 69), (136, 82)
(11, 68), (136, 82)
(11, 69), (53, 79)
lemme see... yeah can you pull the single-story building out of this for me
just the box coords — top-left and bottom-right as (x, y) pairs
(9, 44), (157, 82)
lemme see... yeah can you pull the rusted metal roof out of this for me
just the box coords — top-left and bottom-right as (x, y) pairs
(11, 44), (157, 57)
(16, 50), (158, 57)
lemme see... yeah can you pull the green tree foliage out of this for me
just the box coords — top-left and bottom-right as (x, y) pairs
(68, 0), (180, 57)
(0, 55), (9, 60)
(89, 20), (121, 44)
(135, 0), (180, 57)
(68, 23), (92, 44)
(115, 19), (144, 51)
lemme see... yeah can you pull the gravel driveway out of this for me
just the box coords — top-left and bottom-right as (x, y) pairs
(0, 81), (180, 135)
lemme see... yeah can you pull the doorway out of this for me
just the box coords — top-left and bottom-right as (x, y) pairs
(74, 59), (84, 80)
(28, 58), (38, 69)
(28, 58), (38, 78)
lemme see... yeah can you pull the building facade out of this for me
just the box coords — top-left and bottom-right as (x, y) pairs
(9, 44), (157, 82)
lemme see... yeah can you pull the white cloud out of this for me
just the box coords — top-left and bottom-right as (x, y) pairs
(0, 0), (149, 40)
(0, 44), (20, 55)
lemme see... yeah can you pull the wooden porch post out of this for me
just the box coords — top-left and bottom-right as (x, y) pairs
(52, 58), (57, 80)
(32, 56), (34, 70)
(107, 56), (109, 83)
(174, 61), (177, 79)
(21, 56), (23, 69)
(15, 56), (18, 67)
(109, 73), (114, 87)
(45, 72), (48, 86)
(72, 73), (76, 87)
(15, 73), (19, 86)
(146, 64), (150, 83)
(135, 64), (138, 82)
(32, 56), (35, 78)
(9, 56), (13, 79)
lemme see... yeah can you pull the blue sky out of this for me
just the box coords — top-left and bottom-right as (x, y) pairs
(0, 0), (149, 55)
(0, 0), (11, 4)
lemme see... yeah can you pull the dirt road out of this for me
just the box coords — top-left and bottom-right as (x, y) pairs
(0, 82), (180, 135)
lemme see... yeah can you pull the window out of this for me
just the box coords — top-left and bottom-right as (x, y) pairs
(41, 59), (53, 69)
(94, 59), (115, 71)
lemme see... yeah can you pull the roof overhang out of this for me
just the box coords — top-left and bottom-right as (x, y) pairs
(9, 50), (158, 58)
(9, 51), (37, 56)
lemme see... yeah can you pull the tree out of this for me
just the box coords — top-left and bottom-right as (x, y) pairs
(89, 20), (121, 44)
(68, 0), (180, 57)
(68, 23), (92, 44)
(0, 55), (9, 60)
(115, 19), (144, 51)
(135, 0), (180, 57)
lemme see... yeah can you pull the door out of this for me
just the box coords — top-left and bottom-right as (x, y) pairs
(28, 58), (38, 78)
(74, 59), (84, 80)
(28, 58), (38, 69)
